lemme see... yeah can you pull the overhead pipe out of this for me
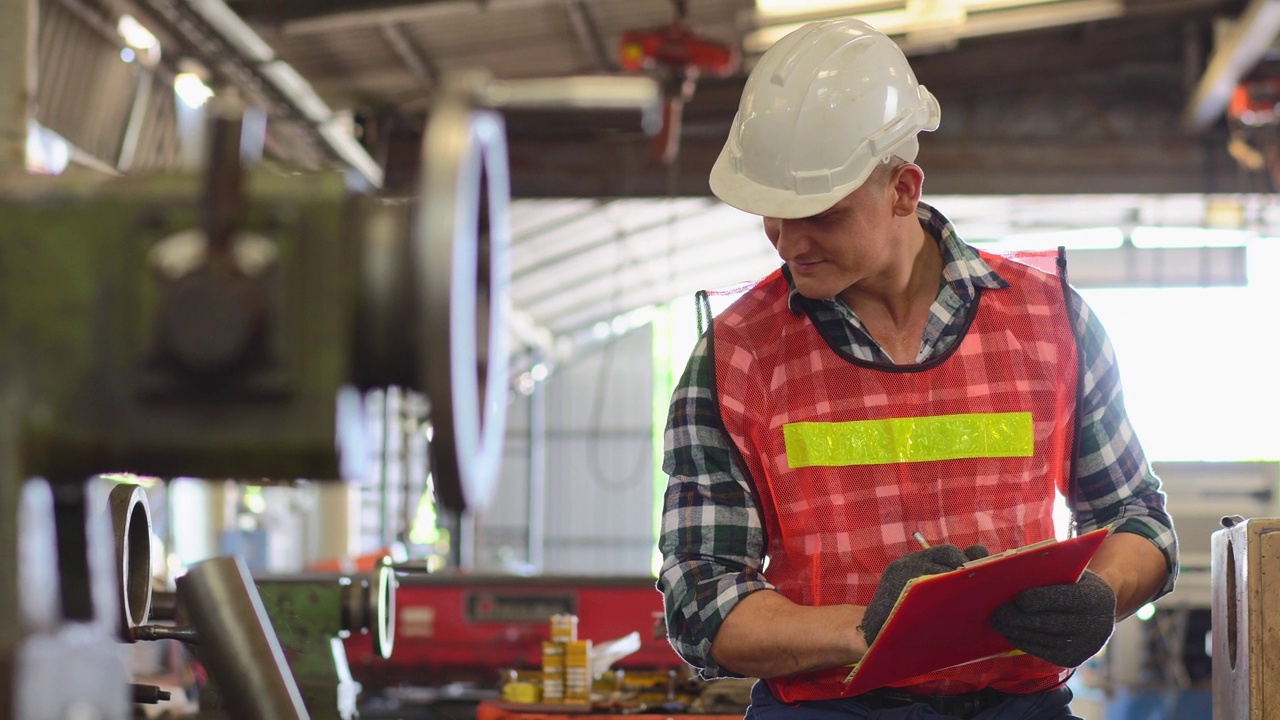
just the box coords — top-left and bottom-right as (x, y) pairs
(1184, 0), (1280, 132)
(140, 0), (385, 188)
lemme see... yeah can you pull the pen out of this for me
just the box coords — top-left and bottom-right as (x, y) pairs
(912, 531), (930, 549)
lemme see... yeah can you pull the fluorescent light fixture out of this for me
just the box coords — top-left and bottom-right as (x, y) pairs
(757, 0), (865, 16)
(988, 226), (1125, 252)
(117, 14), (159, 51)
(1204, 199), (1245, 227)
(962, 0), (1063, 12)
(1129, 226), (1257, 249)
(25, 121), (70, 175)
(958, 0), (1121, 38)
(754, 0), (1061, 17)
(747, 0), (1123, 53)
(174, 72), (215, 109)
(755, 0), (907, 24)
(485, 76), (663, 135)
(747, 11), (918, 51)
(746, 22), (810, 52)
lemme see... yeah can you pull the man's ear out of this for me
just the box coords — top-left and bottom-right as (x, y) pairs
(889, 163), (924, 216)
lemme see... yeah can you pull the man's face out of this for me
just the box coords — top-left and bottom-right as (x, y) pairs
(761, 173), (899, 300)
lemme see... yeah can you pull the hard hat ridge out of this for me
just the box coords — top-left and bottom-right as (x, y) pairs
(709, 18), (940, 219)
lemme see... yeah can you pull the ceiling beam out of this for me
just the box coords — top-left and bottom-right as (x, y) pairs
(370, 21), (1254, 198)
(1184, 0), (1280, 132)
(561, 0), (614, 72)
(253, 0), (550, 37)
(378, 22), (439, 91)
(492, 130), (1257, 198)
(138, 0), (385, 188)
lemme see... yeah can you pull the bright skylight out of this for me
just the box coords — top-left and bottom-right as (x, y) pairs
(1078, 239), (1280, 461)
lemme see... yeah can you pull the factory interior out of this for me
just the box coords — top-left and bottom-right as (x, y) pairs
(4, 0), (1280, 718)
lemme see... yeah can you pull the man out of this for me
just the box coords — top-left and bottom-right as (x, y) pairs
(656, 17), (1178, 720)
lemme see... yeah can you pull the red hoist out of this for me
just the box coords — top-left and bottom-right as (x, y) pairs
(618, 0), (740, 164)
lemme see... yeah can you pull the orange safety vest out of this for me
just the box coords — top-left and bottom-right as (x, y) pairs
(712, 251), (1080, 701)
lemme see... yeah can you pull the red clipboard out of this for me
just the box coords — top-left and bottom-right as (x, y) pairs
(843, 526), (1112, 695)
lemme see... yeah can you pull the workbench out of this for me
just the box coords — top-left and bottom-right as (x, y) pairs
(477, 700), (744, 720)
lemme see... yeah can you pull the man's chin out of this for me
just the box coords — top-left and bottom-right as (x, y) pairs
(794, 285), (837, 301)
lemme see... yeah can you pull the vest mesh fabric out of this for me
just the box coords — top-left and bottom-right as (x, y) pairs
(713, 253), (1080, 701)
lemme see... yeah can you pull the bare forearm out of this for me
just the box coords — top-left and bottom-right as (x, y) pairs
(1088, 531), (1170, 620)
(709, 589), (868, 679)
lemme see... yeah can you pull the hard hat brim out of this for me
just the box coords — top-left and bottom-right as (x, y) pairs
(709, 143), (857, 220)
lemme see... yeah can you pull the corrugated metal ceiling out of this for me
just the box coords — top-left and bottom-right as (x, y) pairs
(255, 0), (748, 105)
(508, 191), (1280, 350)
(29, 0), (1280, 366)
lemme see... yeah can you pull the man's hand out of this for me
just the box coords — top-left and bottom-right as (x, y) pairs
(860, 544), (988, 645)
(990, 569), (1116, 668)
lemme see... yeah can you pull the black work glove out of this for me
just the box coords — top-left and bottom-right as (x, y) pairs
(990, 569), (1116, 668)
(860, 544), (989, 645)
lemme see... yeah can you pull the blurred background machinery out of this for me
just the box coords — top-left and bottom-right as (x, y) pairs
(0, 68), (661, 719)
(1211, 516), (1280, 720)
(1078, 461), (1280, 720)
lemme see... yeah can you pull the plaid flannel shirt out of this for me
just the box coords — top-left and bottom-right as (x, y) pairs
(657, 202), (1179, 678)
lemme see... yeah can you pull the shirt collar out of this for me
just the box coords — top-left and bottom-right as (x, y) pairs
(784, 201), (1009, 315)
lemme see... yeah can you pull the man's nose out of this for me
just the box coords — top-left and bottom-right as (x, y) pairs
(769, 218), (808, 253)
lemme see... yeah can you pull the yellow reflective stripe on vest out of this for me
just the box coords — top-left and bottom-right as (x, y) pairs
(783, 412), (1034, 467)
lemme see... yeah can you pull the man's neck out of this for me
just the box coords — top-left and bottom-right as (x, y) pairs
(838, 222), (943, 363)
(842, 221), (941, 325)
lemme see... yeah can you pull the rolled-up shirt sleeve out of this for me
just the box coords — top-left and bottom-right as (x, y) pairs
(657, 334), (772, 678)
(1069, 289), (1179, 598)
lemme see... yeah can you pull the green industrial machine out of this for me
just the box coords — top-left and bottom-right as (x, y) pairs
(0, 71), (658, 719)
(192, 567), (396, 720)
(3, 167), (355, 481)
(0, 103), (510, 720)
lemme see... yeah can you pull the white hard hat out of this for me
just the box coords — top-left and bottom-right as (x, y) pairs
(709, 18), (941, 219)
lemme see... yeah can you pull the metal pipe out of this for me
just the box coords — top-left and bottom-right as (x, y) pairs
(380, 388), (395, 548)
(130, 624), (200, 643)
(282, 0), (547, 36)
(107, 483), (154, 637)
(458, 510), (476, 571)
(527, 353), (547, 572)
(204, 111), (246, 258)
(176, 556), (310, 720)
(400, 388), (415, 540)
(379, 23), (438, 90)
(140, 0), (384, 187)
(1184, 0), (1280, 132)
(133, 684), (174, 704)
(561, 0), (613, 72)
(116, 67), (154, 172)
(483, 76), (661, 134)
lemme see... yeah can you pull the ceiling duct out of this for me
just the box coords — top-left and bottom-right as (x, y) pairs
(139, 0), (384, 187)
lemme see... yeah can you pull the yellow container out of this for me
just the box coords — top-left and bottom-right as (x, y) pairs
(550, 614), (579, 643)
(502, 682), (542, 704)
